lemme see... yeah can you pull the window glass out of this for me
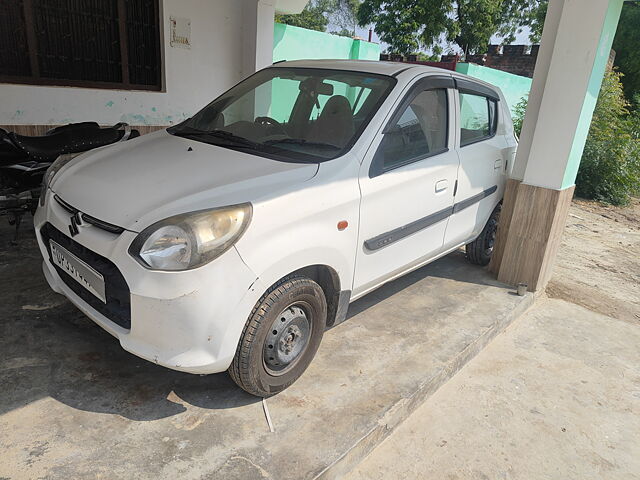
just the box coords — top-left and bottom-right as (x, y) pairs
(377, 89), (448, 171)
(0, 0), (161, 90)
(459, 92), (494, 145)
(171, 67), (395, 162)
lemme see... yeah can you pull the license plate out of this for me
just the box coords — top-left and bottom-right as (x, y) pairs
(50, 240), (106, 303)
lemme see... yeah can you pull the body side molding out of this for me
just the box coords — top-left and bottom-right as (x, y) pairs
(364, 185), (498, 251)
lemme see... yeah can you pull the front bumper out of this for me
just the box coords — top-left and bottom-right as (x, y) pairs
(34, 190), (264, 374)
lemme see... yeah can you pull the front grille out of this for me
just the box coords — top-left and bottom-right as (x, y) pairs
(40, 222), (131, 329)
(54, 195), (125, 234)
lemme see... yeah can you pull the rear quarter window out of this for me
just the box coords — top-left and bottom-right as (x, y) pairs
(459, 92), (497, 146)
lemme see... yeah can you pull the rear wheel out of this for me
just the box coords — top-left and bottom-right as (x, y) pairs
(466, 203), (501, 266)
(228, 276), (326, 397)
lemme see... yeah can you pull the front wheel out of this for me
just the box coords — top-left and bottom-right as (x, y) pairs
(228, 276), (327, 397)
(466, 203), (501, 266)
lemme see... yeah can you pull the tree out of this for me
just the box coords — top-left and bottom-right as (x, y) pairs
(329, 0), (361, 36)
(526, 0), (547, 43)
(511, 95), (528, 137)
(357, 0), (546, 56)
(508, 71), (639, 205)
(276, 0), (360, 35)
(612, 2), (640, 104)
(576, 69), (640, 205)
(275, 0), (334, 32)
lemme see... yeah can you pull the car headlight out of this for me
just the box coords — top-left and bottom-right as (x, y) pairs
(40, 152), (81, 206)
(129, 204), (252, 271)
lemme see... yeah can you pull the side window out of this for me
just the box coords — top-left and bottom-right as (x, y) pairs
(459, 92), (497, 146)
(377, 89), (448, 172)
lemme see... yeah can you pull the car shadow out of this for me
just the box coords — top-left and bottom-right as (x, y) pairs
(344, 248), (507, 321)
(0, 220), (260, 421)
(1, 299), (260, 421)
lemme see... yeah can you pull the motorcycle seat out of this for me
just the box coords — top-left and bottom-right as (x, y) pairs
(8, 124), (138, 162)
(0, 129), (28, 165)
(45, 122), (101, 136)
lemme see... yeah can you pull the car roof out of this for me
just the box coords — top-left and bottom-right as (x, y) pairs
(271, 59), (451, 77)
(270, 59), (504, 100)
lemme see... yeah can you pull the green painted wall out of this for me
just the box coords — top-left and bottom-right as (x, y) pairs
(273, 23), (380, 63)
(455, 63), (532, 115)
(562, 0), (625, 189)
(270, 23), (381, 122)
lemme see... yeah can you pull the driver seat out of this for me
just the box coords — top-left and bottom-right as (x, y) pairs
(307, 95), (355, 148)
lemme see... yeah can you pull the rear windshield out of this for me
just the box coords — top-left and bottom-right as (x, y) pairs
(169, 67), (396, 163)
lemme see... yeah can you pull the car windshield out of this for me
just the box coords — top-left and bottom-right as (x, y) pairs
(168, 67), (395, 162)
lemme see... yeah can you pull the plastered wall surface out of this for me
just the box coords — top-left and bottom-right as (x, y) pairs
(456, 63), (532, 115)
(0, 13), (381, 128)
(0, 0), (244, 127)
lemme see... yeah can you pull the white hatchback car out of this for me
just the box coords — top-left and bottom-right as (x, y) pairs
(35, 60), (516, 396)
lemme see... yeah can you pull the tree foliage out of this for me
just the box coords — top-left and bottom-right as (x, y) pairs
(576, 69), (640, 205)
(527, 0), (547, 43)
(612, 2), (640, 104)
(275, 0), (333, 32)
(511, 70), (640, 205)
(357, 0), (547, 56)
(511, 95), (528, 137)
(275, 0), (360, 35)
(328, 0), (361, 36)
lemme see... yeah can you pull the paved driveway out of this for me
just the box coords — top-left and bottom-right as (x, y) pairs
(347, 297), (640, 480)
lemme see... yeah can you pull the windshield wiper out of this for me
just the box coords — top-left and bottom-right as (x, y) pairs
(264, 138), (341, 150)
(173, 128), (264, 150)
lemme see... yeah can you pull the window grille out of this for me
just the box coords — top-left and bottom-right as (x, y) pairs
(0, 0), (162, 91)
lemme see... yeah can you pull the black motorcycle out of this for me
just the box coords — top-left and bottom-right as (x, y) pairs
(0, 122), (140, 242)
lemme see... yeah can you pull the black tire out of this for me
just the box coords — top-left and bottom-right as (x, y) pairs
(466, 203), (502, 266)
(228, 276), (327, 397)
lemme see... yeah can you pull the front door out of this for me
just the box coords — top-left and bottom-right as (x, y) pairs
(353, 81), (459, 298)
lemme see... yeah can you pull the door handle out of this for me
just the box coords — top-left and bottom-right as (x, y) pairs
(435, 179), (448, 193)
(494, 159), (503, 170)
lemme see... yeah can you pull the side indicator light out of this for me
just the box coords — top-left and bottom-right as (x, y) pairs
(337, 220), (348, 231)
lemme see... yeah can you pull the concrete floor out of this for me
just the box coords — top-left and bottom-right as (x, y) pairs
(0, 220), (531, 480)
(346, 297), (640, 480)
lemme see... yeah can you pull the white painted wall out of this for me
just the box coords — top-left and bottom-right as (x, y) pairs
(0, 0), (251, 127)
(513, 0), (623, 190)
(241, 0), (277, 78)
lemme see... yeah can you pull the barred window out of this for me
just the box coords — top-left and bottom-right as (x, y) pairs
(0, 0), (162, 90)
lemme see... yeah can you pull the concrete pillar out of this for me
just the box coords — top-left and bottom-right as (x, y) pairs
(241, 0), (277, 79)
(489, 0), (625, 291)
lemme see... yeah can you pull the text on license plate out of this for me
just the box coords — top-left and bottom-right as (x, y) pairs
(50, 240), (106, 303)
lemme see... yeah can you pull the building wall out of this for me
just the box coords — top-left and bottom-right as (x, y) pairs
(270, 23), (381, 122)
(455, 63), (532, 114)
(273, 23), (380, 63)
(1, 15), (382, 134)
(0, 0), (245, 131)
(443, 45), (540, 79)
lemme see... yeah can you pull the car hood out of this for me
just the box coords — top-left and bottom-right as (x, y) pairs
(51, 130), (319, 231)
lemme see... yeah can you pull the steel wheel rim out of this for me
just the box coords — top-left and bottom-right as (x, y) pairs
(263, 303), (311, 376)
(485, 219), (498, 256)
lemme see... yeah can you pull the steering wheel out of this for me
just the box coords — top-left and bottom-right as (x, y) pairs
(255, 116), (286, 134)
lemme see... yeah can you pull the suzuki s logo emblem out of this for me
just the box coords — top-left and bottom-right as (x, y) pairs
(68, 212), (83, 237)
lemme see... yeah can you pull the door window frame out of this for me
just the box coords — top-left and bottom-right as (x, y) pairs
(456, 78), (500, 148)
(368, 75), (455, 178)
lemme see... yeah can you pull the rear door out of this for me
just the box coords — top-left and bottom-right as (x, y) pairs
(444, 79), (507, 247)
(352, 75), (459, 298)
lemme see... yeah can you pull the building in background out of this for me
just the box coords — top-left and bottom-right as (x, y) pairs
(443, 45), (540, 78)
(0, 0), (309, 135)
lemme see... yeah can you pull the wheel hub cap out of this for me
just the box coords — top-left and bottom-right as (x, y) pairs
(264, 305), (310, 374)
